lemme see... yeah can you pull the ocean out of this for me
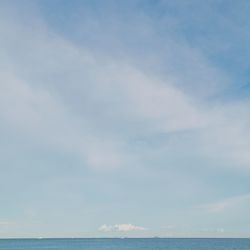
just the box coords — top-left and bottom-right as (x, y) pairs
(0, 238), (250, 250)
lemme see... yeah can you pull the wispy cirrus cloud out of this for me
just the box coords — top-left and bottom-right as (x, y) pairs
(2, 0), (250, 172)
(1, 0), (250, 238)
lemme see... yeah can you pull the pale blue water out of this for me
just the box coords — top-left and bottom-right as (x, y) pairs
(0, 238), (250, 250)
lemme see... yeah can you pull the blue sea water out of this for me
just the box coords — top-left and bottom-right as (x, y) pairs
(0, 238), (250, 250)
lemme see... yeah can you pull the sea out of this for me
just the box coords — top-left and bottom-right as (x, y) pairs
(0, 238), (250, 250)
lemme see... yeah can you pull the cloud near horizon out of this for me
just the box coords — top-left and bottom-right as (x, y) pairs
(98, 224), (147, 232)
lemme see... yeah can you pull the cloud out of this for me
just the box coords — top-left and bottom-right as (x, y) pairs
(1, 0), (250, 238)
(0, 2), (208, 173)
(0, 221), (16, 226)
(113, 66), (207, 132)
(199, 194), (250, 213)
(2, 0), (250, 174)
(201, 102), (250, 167)
(98, 224), (146, 232)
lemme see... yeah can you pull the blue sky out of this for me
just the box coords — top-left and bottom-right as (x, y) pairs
(1, 0), (250, 238)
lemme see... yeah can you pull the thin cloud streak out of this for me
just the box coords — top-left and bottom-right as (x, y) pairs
(199, 194), (250, 213)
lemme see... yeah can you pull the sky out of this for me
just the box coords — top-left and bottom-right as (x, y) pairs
(1, 0), (250, 238)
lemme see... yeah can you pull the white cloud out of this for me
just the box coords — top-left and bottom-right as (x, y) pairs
(0, 4), (207, 172)
(1, 0), (250, 174)
(98, 224), (112, 232)
(98, 224), (146, 232)
(1, 0), (250, 239)
(200, 102), (250, 167)
(111, 65), (207, 132)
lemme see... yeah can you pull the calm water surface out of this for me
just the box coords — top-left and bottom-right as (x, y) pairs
(0, 238), (250, 250)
